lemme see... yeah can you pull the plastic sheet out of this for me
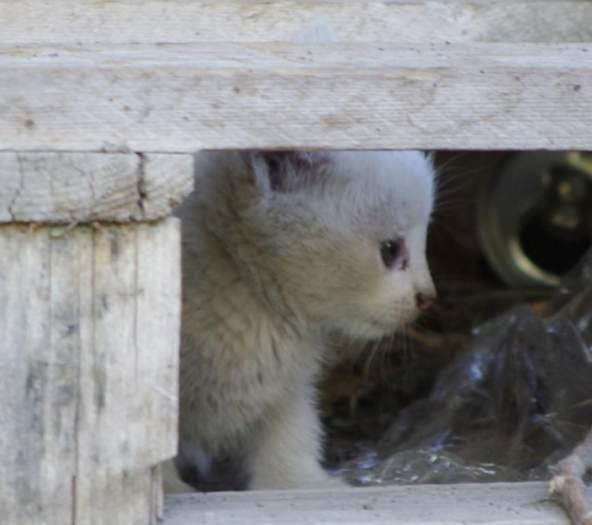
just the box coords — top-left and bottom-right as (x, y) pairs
(338, 251), (592, 486)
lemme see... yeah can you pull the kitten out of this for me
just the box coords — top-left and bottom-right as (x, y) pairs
(165, 150), (436, 492)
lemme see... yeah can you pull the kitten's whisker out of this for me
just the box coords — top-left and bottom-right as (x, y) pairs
(433, 153), (470, 177)
(362, 340), (379, 378)
(430, 220), (475, 247)
(435, 175), (473, 196)
(433, 196), (475, 209)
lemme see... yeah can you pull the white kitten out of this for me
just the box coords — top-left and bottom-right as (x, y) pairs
(165, 150), (436, 492)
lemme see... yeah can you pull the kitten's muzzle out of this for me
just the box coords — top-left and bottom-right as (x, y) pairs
(415, 292), (435, 312)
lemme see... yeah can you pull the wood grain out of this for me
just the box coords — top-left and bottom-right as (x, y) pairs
(1, 43), (591, 151)
(0, 220), (180, 525)
(1, 0), (591, 45)
(163, 482), (579, 525)
(0, 152), (193, 223)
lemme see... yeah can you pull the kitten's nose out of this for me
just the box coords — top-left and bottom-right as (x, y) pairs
(415, 292), (435, 312)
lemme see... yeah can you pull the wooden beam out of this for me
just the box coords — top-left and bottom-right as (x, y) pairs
(0, 153), (194, 223)
(1, 43), (590, 151)
(1, 219), (180, 525)
(163, 482), (580, 525)
(1, 1), (591, 45)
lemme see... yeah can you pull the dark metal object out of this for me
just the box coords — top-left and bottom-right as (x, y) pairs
(478, 152), (592, 287)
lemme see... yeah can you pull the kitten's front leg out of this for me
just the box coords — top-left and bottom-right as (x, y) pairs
(247, 382), (346, 490)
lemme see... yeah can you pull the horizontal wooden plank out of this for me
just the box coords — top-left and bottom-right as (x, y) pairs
(163, 482), (583, 525)
(0, 43), (590, 151)
(1, 1), (591, 45)
(0, 152), (193, 223)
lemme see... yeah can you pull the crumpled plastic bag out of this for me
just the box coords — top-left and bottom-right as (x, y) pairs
(339, 251), (592, 486)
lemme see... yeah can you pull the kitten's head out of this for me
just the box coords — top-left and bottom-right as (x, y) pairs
(217, 150), (436, 340)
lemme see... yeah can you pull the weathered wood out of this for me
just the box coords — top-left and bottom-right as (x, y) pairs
(0, 43), (590, 152)
(0, 152), (193, 223)
(163, 482), (582, 525)
(72, 466), (163, 525)
(1, 1), (591, 45)
(0, 219), (180, 525)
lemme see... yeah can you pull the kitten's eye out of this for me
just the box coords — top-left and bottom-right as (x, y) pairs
(380, 239), (404, 269)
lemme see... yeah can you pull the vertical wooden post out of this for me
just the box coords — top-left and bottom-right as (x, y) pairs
(0, 153), (193, 525)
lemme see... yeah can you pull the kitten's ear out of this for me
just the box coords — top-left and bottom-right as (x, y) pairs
(239, 151), (330, 195)
(232, 152), (273, 203)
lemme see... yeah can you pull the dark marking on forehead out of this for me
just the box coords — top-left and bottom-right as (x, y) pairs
(256, 151), (332, 191)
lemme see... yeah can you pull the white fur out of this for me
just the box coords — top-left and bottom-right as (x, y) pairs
(166, 150), (436, 492)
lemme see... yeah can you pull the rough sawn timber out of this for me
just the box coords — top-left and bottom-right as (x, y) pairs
(1, 43), (590, 152)
(0, 152), (194, 223)
(0, 219), (181, 525)
(163, 482), (585, 525)
(1, 0), (592, 45)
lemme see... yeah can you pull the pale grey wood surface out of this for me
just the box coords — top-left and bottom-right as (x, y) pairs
(0, 152), (193, 223)
(1, 1), (591, 45)
(1, 43), (590, 151)
(163, 482), (580, 525)
(0, 220), (180, 525)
